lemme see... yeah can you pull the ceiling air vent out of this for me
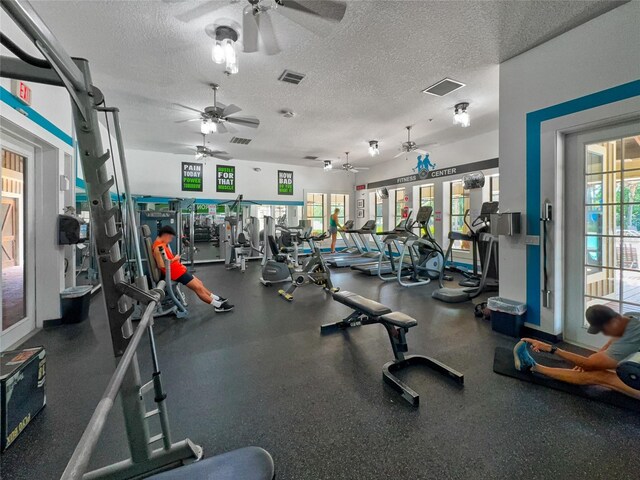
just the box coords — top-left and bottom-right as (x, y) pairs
(422, 78), (465, 97)
(278, 70), (306, 85)
(230, 136), (252, 145)
(303, 155), (318, 160)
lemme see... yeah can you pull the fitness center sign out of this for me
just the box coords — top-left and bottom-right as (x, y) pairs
(366, 157), (499, 189)
(278, 170), (294, 195)
(216, 165), (236, 193)
(181, 162), (203, 192)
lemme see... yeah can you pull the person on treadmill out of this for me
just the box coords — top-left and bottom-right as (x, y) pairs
(513, 305), (640, 399)
(153, 225), (234, 312)
(329, 208), (343, 254)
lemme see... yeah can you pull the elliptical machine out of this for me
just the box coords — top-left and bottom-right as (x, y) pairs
(278, 230), (339, 301)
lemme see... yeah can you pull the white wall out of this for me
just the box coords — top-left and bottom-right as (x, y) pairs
(0, 9), (76, 336)
(499, 2), (640, 335)
(126, 149), (355, 203)
(0, 9), (73, 136)
(354, 129), (499, 258)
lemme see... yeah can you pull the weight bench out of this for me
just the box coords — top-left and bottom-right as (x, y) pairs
(149, 446), (274, 480)
(322, 290), (464, 406)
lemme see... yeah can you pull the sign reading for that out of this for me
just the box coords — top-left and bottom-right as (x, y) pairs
(278, 170), (293, 195)
(181, 162), (203, 192)
(216, 165), (236, 193)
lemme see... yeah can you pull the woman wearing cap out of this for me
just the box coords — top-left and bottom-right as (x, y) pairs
(152, 225), (234, 313)
(512, 304), (640, 399)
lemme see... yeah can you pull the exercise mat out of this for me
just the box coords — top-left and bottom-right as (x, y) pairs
(493, 347), (640, 413)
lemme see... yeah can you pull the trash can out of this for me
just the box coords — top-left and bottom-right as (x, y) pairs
(488, 297), (527, 337)
(60, 286), (93, 324)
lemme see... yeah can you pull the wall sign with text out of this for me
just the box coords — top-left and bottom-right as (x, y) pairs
(216, 165), (236, 193)
(181, 162), (203, 192)
(278, 170), (294, 195)
(367, 157), (499, 189)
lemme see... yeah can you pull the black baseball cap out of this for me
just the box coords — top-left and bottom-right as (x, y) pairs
(158, 225), (176, 236)
(585, 305), (619, 334)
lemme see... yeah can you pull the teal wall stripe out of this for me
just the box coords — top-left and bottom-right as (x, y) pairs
(0, 86), (73, 147)
(133, 196), (304, 206)
(526, 79), (640, 326)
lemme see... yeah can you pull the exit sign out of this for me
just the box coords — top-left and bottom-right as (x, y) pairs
(355, 184), (366, 191)
(11, 80), (32, 106)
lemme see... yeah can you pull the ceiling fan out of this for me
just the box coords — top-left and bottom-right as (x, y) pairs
(192, 134), (232, 161)
(175, 0), (347, 55)
(339, 152), (370, 173)
(393, 126), (433, 158)
(174, 83), (260, 134)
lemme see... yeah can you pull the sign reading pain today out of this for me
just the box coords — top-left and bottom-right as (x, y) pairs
(216, 165), (236, 193)
(278, 170), (294, 195)
(181, 162), (203, 192)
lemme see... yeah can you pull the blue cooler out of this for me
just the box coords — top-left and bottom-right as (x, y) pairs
(488, 297), (527, 337)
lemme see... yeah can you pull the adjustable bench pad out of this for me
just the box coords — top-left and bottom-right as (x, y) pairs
(379, 311), (418, 329)
(332, 290), (391, 316)
(149, 446), (274, 480)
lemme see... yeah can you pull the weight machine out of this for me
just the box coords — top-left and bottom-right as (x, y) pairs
(0, 1), (274, 478)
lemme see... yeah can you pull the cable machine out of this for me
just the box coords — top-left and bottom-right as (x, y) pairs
(0, 1), (274, 479)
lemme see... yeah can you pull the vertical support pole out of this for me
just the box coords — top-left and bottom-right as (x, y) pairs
(71, 58), (151, 463)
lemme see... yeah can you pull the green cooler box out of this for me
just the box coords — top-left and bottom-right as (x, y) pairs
(0, 346), (46, 451)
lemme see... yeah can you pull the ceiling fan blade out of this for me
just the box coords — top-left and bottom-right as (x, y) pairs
(222, 104), (243, 117)
(173, 103), (205, 115)
(350, 169), (359, 173)
(175, 0), (224, 23)
(414, 149), (428, 155)
(225, 115), (260, 129)
(175, 118), (201, 124)
(393, 151), (406, 158)
(242, 6), (259, 53)
(224, 123), (238, 134)
(354, 167), (370, 170)
(215, 122), (228, 134)
(210, 152), (232, 161)
(280, 0), (346, 22)
(257, 12), (281, 55)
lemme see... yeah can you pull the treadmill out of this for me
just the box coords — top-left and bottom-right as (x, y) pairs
(322, 220), (365, 261)
(327, 220), (386, 268)
(351, 217), (414, 276)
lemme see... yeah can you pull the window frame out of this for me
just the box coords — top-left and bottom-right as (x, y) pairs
(449, 180), (470, 251)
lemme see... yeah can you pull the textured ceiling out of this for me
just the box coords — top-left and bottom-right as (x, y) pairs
(23, 0), (626, 167)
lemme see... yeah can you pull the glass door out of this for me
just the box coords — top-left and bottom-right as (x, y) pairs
(564, 123), (640, 348)
(1, 137), (35, 351)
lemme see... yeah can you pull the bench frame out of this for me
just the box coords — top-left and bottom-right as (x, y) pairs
(322, 293), (464, 407)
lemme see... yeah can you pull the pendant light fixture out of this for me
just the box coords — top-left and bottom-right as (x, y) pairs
(453, 102), (470, 127)
(368, 140), (380, 156)
(211, 25), (239, 75)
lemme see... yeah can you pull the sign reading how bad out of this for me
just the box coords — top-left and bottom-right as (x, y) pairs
(278, 170), (294, 195)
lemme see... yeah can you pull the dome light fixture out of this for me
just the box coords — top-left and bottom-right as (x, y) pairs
(211, 26), (239, 75)
(323, 160), (332, 171)
(368, 140), (380, 157)
(200, 119), (218, 135)
(453, 102), (470, 127)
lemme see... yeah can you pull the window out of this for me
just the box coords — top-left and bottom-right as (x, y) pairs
(306, 193), (325, 234)
(330, 194), (347, 226)
(273, 205), (287, 225)
(490, 175), (500, 202)
(450, 180), (470, 250)
(584, 135), (640, 319)
(419, 184), (435, 236)
(375, 194), (383, 232)
(394, 188), (405, 226)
